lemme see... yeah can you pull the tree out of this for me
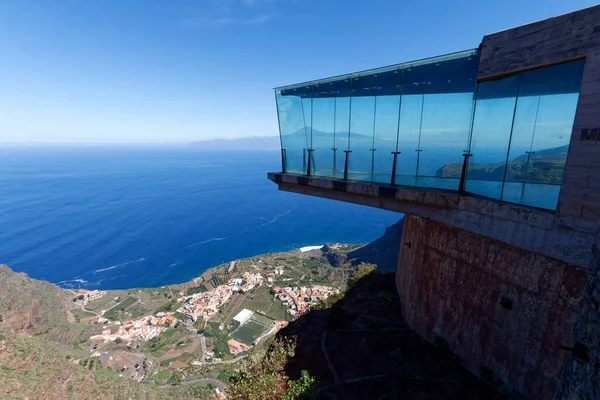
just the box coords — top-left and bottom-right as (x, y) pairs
(167, 371), (182, 386)
(115, 338), (123, 344)
(213, 338), (230, 358)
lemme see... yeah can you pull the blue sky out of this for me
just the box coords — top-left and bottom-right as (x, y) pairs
(0, 0), (595, 143)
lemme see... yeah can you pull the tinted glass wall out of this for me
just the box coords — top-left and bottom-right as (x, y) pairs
(465, 59), (584, 210)
(275, 53), (584, 211)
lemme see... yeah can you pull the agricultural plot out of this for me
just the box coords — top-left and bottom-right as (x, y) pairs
(103, 296), (138, 320)
(231, 320), (268, 345)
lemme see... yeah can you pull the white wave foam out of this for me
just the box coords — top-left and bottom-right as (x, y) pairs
(94, 258), (145, 273)
(56, 278), (89, 286)
(187, 237), (229, 248)
(257, 207), (296, 228)
(300, 245), (323, 253)
(94, 265), (117, 273)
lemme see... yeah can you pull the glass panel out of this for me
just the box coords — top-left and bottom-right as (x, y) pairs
(348, 81), (376, 180)
(275, 52), (584, 211)
(407, 52), (478, 191)
(372, 95), (400, 183)
(310, 92), (336, 177)
(334, 96), (351, 179)
(276, 90), (310, 174)
(502, 59), (584, 209)
(395, 94), (422, 187)
(417, 92), (473, 190)
(465, 75), (520, 199)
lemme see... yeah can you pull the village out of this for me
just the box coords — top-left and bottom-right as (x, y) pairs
(68, 246), (351, 396)
(89, 312), (178, 344)
(272, 285), (340, 317)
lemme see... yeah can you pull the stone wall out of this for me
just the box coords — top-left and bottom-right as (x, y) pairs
(396, 215), (587, 398)
(556, 238), (600, 399)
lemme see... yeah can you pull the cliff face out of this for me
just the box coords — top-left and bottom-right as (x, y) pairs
(347, 218), (404, 273)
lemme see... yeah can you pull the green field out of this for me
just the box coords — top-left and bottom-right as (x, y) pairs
(231, 320), (268, 345)
(252, 313), (274, 326)
(211, 286), (290, 325)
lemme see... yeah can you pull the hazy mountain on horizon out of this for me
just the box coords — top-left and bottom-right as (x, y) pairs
(190, 129), (375, 151)
(190, 136), (281, 150)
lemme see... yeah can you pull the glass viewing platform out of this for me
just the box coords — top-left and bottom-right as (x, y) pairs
(274, 50), (585, 210)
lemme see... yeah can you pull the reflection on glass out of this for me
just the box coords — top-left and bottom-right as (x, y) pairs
(275, 52), (584, 211)
(373, 93), (401, 183)
(395, 95), (423, 187)
(276, 90), (310, 174)
(499, 59), (584, 209)
(348, 93), (376, 181)
(334, 96), (351, 179)
(311, 94), (336, 177)
(418, 92), (474, 190)
(465, 75), (520, 199)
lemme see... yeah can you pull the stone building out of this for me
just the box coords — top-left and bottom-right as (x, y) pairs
(269, 5), (600, 398)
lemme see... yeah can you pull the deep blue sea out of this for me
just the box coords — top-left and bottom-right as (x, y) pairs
(0, 146), (401, 290)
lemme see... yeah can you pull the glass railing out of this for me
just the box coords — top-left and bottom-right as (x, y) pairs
(275, 51), (585, 211)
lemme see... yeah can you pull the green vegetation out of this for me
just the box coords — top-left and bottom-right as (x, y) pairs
(213, 337), (230, 358)
(151, 369), (172, 381)
(436, 145), (569, 184)
(0, 329), (199, 399)
(252, 314), (274, 326)
(167, 371), (183, 385)
(210, 276), (226, 288)
(185, 286), (207, 296)
(212, 286), (289, 325)
(228, 338), (314, 400)
(155, 299), (177, 314)
(103, 296), (138, 320)
(203, 322), (221, 338)
(350, 263), (377, 286)
(127, 304), (148, 319)
(145, 327), (182, 353)
(185, 383), (215, 398)
(0, 240), (369, 399)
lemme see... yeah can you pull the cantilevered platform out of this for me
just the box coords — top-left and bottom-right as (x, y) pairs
(268, 5), (600, 399)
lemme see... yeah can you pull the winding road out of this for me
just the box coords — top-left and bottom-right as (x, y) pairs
(160, 378), (228, 391)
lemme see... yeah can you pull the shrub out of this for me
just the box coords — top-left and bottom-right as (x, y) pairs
(228, 338), (315, 400)
(349, 263), (377, 286)
(155, 300), (177, 314)
(186, 286), (207, 296)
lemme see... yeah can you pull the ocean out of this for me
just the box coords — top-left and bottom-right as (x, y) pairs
(0, 146), (401, 290)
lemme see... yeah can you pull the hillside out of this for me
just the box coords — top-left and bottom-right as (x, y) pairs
(436, 145), (568, 184)
(0, 264), (71, 335)
(0, 330), (208, 400)
(0, 237), (384, 399)
(0, 265), (214, 399)
(347, 218), (404, 273)
(229, 267), (502, 399)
